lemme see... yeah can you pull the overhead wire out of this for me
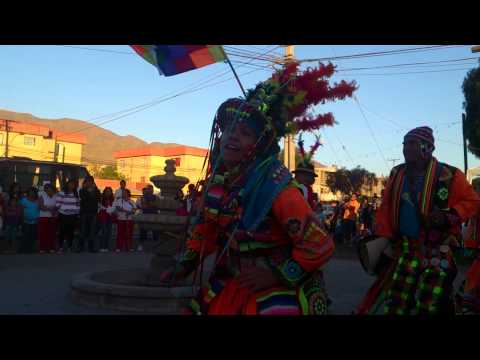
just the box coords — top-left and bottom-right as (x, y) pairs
(58, 45), (281, 134)
(298, 45), (471, 63)
(353, 95), (390, 172)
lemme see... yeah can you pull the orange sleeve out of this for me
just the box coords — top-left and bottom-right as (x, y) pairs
(180, 221), (219, 271)
(271, 186), (334, 287)
(374, 172), (395, 238)
(448, 170), (480, 222)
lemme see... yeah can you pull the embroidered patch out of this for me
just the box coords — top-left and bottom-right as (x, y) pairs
(309, 293), (328, 315)
(286, 218), (302, 236)
(437, 187), (449, 201)
(281, 259), (304, 282)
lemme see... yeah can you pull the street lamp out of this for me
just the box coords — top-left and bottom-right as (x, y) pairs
(472, 45), (480, 53)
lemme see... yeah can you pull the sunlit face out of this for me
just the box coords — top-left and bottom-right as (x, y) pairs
(220, 121), (258, 169)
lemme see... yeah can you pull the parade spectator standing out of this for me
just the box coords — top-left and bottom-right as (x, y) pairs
(113, 189), (136, 252)
(19, 188), (40, 254)
(359, 198), (372, 232)
(79, 176), (101, 253)
(38, 184), (58, 253)
(185, 184), (199, 214)
(4, 197), (22, 253)
(330, 201), (340, 234)
(56, 179), (80, 253)
(136, 185), (159, 251)
(114, 179), (128, 199)
(175, 189), (188, 216)
(98, 187), (115, 252)
(342, 194), (360, 246)
(5, 182), (23, 203)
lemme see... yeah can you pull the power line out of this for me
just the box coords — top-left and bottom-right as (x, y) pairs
(336, 56), (480, 72)
(339, 67), (475, 77)
(57, 45), (133, 54)
(67, 67), (267, 135)
(353, 95), (390, 172)
(298, 45), (470, 63)
(58, 46), (281, 135)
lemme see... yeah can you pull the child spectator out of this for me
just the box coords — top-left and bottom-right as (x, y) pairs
(113, 189), (136, 252)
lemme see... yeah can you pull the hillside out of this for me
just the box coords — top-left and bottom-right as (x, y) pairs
(0, 109), (181, 165)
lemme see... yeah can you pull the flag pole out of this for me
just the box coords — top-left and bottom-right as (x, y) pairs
(221, 47), (247, 97)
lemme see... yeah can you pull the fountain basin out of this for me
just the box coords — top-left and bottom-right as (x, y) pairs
(71, 267), (197, 314)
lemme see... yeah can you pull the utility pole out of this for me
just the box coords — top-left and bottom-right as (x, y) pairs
(462, 112), (468, 174)
(3, 119), (13, 158)
(283, 45), (296, 171)
(387, 158), (400, 168)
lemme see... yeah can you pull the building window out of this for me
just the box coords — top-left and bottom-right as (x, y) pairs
(174, 157), (181, 167)
(141, 176), (145, 183)
(24, 136), (36, 146)
(0, 133), (3, 145)
(119, 160), (125, 168)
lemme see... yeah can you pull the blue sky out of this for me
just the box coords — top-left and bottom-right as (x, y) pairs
(0, 44), (478, 176)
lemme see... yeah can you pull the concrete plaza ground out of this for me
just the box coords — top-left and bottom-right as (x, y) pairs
(0, 249), (466, 315)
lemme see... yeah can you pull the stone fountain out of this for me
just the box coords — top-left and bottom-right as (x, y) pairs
(70, 159), (198, 314)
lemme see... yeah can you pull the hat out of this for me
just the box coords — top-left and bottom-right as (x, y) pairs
(404, 126), (435, 148)
(293, 162), (318, 177)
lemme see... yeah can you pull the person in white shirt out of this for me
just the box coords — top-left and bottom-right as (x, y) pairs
(114, 180), (129, 200)
(56, 179), (80, 253)
(113, 189), (136, 252)
(38, 184), (58, 253)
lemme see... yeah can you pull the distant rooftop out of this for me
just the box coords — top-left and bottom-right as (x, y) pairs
(114, 145), (208, 159)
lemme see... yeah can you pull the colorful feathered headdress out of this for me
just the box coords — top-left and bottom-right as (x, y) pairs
(297, 133), (322, 170)
(206, 61), (357, 177)
(215, 61), (357, 141)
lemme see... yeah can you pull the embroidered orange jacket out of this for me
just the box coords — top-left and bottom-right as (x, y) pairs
(186, 185), (335, 279)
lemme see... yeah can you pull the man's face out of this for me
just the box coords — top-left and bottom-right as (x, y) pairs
(220, 121), (257, 168)
(403, 136), (423, 163)
(295, 171), (315, 186)
(120, 181), (126, 189)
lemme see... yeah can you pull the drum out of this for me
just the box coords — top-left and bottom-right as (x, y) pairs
(357, 235), (391, 275)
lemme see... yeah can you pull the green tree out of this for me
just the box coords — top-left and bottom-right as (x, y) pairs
(462, 60), (480, 158)
(326, 166), (378, 196)
(97, 165), (126, 180)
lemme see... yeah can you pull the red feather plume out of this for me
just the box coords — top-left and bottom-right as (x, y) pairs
(293, 113), (335, 132)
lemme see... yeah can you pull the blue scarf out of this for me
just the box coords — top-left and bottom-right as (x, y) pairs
(239, 155), (292, 232)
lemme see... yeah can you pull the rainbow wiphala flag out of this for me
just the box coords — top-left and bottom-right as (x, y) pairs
(130, 45), (227, 76)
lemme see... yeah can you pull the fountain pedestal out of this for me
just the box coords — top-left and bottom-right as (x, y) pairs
(71, 159), (196, 313)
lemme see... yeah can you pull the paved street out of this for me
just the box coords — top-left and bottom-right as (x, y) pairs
(0, 251), (463, 315)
